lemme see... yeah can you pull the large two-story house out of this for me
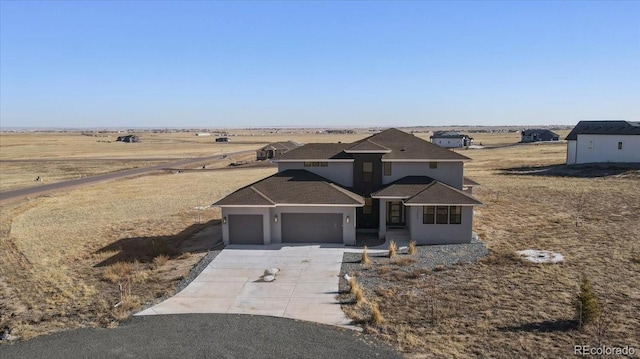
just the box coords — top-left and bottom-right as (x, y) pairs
(213, 128), (482, 246)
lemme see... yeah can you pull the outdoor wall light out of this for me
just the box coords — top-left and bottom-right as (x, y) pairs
(274, 215), (278, 223)
(346, 216), (350, 224)
(223, 216), (227, 224)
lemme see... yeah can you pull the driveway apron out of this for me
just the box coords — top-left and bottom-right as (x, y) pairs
(137, 244), (353, 328)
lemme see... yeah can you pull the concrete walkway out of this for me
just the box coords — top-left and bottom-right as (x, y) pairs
(137, 244), (353, 328)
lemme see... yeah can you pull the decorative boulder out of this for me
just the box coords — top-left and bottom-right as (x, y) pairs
(263, 275), (276, 282)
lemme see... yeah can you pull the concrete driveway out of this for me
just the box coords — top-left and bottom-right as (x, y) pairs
(137, 244), (352, 328)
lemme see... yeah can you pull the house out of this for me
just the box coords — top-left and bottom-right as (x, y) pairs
(430, 131), (473, 148)
(520, 129), (559, 143)
(195, 132), (211, 136)
(116, 135), (139, 143)
(256, 141), (300, 160)
(215, 137), (230, 143)
(565, 120), (640, 165)
(213, 128), (482, 246)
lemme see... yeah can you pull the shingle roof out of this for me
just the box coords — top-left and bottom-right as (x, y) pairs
(345, 139), (391, 152)
(259, 141), (300, 151)
(463, 177), (481, 187)
(213, 170), (364, 206)
(565, 121), (640, 140)
(277, 128), (469, 161)
(371, 176), (482, 206)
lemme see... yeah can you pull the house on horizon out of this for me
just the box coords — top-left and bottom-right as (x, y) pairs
(256, 141), (300, 160)
(430, 131), (473, 148)
(116, 135), (139, 143)
(520, 129), (559, 143)
(213, 128), (482, 246)
(565, 120), (640, 165)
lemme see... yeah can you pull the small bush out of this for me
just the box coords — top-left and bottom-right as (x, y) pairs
(433, 265), (445, 272)
(408, 240), (416, 255)
(370, 302), (384, 325)
(352, 284), (365, 304)
(348, 275), (358, 293)
(152, 254), (169, 269)
(388, 240), (397, 258)
(392, 257), (417, 266)
(361, 246), (371, 265)
(103, 262), (133, 283)
(575, 277), (600, 329)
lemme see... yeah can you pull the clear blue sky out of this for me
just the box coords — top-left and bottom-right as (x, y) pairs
(1, 1), (639, 128)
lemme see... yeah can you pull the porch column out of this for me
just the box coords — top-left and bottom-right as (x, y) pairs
(378, 199), (386, 239)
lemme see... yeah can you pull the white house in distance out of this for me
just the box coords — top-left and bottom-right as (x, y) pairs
(213, 128), (482, 246)
(430, 131), (473, 148)
(566, 121), (640, 165)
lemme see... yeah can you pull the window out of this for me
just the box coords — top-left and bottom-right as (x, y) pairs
(304, 162), (313, 167)
(363, 197), (373, 214)
(449, 206), (462, 224)
(618, 142), (623, 150)
(363, 162), (373, 182)
(429, 162), (438, 169)
(423, 206), (435, 224)
(383, 162), (392, 176)
(436, 206), (449, 224)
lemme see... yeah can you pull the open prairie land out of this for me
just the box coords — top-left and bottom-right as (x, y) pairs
(1, 130), (637, 358)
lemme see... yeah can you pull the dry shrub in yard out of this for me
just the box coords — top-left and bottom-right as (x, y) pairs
(361, 246), (371, 265)
(408, 240), (416, 255)
(152, 254), (169, 269)
(348, 275), (358, 293)
(575, 277), (600, 329)
(392, 257), (416, 266)
(388, 240), (397, 258)
(351, 284), (365, 304)
(370, 302), (384, 325)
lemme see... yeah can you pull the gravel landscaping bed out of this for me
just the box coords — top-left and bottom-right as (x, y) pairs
(338, 239), (489, 305)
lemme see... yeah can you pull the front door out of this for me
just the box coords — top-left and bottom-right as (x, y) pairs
(386, 201), (405, 226)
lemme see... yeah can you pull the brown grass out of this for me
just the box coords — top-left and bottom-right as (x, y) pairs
(370, 302), (384, 325)
(388, 240), (397, 258)
(361, 246), (371, 265)
(0, 166), (276, 339)
(408, 240), (416, 255)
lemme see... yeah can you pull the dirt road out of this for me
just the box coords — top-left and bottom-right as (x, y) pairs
(0, 150), (254, 203)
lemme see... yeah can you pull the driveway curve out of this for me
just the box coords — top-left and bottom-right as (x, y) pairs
(0, 314), (401, 359)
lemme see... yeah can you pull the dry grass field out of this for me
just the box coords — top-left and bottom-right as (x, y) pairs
(1, 130), (637, 358)
(343, 141), (640, 358)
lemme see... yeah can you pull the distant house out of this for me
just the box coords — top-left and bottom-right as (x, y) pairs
(430, 131), (473, 148)
(520, 129), (559, 143)
(566, 120), (640, 165)
(116, 135), (139, 143)
(256, 141), (300, 160)
(215, 137), (230, 143)
(195, 132), (211, 136)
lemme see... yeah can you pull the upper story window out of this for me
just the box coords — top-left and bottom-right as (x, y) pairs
(618, 142), (623, 150)
(363, 162), (373, 182)
(383, 162), (392, 176)
(429, 162), (438, 169)
(304, 162), (328, 167)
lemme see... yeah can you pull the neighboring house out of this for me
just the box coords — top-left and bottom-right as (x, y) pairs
(520, 129), (559, 143)
(116, 135), (139, 143)
(213, 128), (482, 246)
(215, 137), (230, 143)
(256, 141), (300, 160)
(430, 131), (473, 148)
(565, 120), (640, 165)
(195, 132), (211, 136)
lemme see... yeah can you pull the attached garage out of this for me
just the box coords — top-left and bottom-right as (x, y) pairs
(228, 214), (263, 245)
(281, 213), (343, 243)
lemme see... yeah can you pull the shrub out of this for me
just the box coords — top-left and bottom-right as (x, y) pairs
(575, 277), (600, 328)
(388, 240), (397, 258)
(361, 246), (371, 265)
(102, 262), (133, 283)
(354, 286), (365, 304)
(408, 240), (416, 255)
(370, 302), (384, 325)
(348, 275), (358, 293)
(152, 254), (169, 269)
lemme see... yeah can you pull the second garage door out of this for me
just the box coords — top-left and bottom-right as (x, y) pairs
(228, 214), (263, 245)
(281, 213), (343, 243)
